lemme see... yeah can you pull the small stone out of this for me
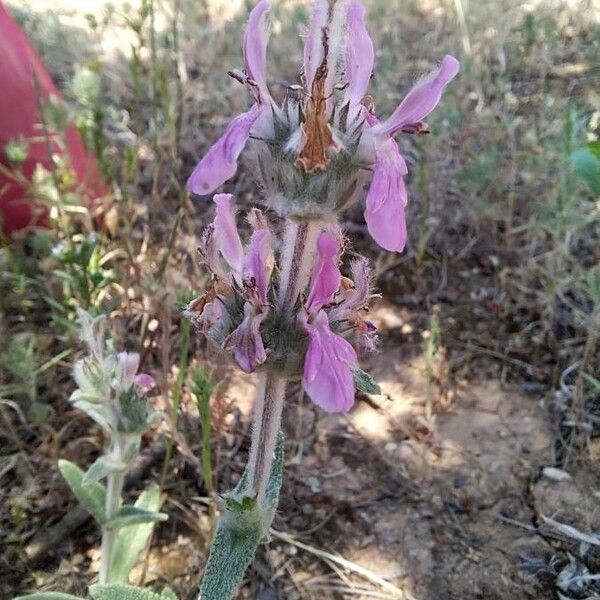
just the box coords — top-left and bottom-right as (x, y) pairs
(542, 467), (572, 482)
(308, 476), (321, 493)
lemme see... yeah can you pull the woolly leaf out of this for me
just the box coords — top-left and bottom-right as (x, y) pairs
(90, 584), (177, 600)
(199, 432), (284, 600)
(84, 455), (127, 486)
(104, 506), (167, 530)
(352, 367), (381, 395)
(110, 484), (164, 583)
(58, 459), (107, 523)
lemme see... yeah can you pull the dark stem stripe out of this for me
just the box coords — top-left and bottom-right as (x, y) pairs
(249, 373), (286, 500)
(283, 221), (309, 309)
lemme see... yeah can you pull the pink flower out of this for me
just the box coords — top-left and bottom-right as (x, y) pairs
(364, 138), (408, 252)
(195, 194), (274, 372)
(134, 373), (156, 392)
(303, 0), (329, 91)
(228, 303), (268, 373)
(186, 1), (274, 197)
(372, 55), (460, 138)
(299, 230), (358, 412)
(213, 194), (244, 272)
(115, 353), (155, 394)
(244, 0), (271, 104)
(186, 106), (262, 196)
(359, 56), (459, 252)
(243, 228), (273, 305)
(301, 309), (357, 412)
(306, 231), (342, 312)
(344, 3), (374, 117)
(210, 194), (273, 305)
(115, 352), (140, 391)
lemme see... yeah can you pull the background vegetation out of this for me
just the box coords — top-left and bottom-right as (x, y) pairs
(1, 0), (598, 598)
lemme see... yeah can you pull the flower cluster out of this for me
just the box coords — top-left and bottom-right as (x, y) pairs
(186, 194), (376, 411)
(71, 309), (156, 433)
(185, 0), (458, 412)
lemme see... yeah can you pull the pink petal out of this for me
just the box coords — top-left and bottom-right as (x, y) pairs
(134, 373), (156, 392)
(186, 106), (262, 195)
(364, 139), (408, 252)
(243, 228), (273, 304)
(302, 310), (357, 412)
(374, 55), (459, 138)
(117, 352), (140, 390)
(306, 231), (342, 313)
(228, 303), (267, 373)
(244, 1), (271, 104)
(303, 0), (328, 91)
(213, 194), (244, 273)
(344, 3), (374, 112)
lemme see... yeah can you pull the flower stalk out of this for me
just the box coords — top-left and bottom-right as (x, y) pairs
(246, 372), (286, 501)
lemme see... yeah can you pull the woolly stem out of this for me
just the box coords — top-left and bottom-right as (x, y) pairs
(277, 219), (323, 311)
(246, 372), (287, 501)
(246, 218), (322, 500)
(98, 436), (126, 584)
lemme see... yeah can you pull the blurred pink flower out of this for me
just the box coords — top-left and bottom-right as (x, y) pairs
(134, 373), (156, 392)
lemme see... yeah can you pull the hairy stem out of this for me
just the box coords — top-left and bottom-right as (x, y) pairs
(246, 373), (287, 501)
(98, 438), (126, 584)
(246, 218), (322, 500)
(277, 219), (323, 311)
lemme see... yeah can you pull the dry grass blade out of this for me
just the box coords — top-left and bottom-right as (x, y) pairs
(270, 529), (416, 600)
(540, 514), (600, 546)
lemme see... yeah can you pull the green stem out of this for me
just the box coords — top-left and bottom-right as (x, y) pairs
(159, 318), (191, 488)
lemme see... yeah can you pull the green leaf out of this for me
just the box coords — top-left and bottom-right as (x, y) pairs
(110, 484), (164, 584)
(587, 140), (600, 161)
(583, 372), (600, 393)
(14, 594), (84, 600)
(84, 456), (127, 486)
(199, 432), (284, 600)
(571, 147), (600, 195)
(90, 584), (176, 600)
(58, 459), (107, 523)
(352, 367), (382, 395)
(105, 506), (168, 530)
